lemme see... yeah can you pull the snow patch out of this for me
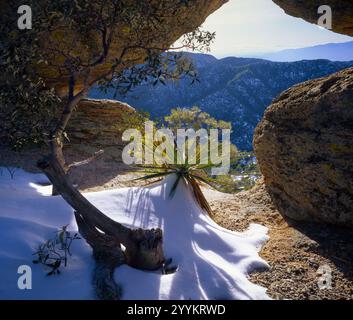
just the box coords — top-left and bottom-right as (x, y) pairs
(0, 168), (270, 300)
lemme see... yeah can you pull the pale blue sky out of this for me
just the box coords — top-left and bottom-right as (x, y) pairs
(199, 0), (352, 57)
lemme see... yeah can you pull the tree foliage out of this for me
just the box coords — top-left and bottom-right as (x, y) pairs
(164, 106), (232, 131)
(0, 0), (216, 149)
(164, 106), (237, 162)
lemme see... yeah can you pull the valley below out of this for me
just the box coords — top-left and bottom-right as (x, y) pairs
(90, 53), (353, 150)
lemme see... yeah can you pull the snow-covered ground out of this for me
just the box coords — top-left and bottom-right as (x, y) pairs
(0, 168), (270, 300)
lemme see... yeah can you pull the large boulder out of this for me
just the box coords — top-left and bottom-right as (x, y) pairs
(273, 0), (353, 36)
(67, 98), (136, 147)
(64, 98), (139, 190)
(255, 1), (353, 226)
(0, 98), (140, 190)
(254, 67), (353, 226)
(1, 0), (228, 95)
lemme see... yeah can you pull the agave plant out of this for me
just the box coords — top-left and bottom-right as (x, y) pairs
(133, 163), (217, 216)
(131, 134), (220, 217)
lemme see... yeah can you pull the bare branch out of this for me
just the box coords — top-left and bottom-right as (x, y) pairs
(68, 150), (105, 169)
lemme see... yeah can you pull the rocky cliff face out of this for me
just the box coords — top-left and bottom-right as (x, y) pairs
(254, 67), (353, 226)
(273, 0), (353, 36)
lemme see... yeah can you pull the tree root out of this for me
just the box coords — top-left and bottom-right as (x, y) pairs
(75, 211), (125, 300)
(39, 156), (166, 299)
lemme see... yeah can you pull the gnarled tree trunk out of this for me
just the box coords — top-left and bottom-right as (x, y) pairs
(38, 94), (165, 299)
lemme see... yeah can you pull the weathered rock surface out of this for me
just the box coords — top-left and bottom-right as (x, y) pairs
(64, 98), (139, 190)
(273, 0), (353, 36)
(0, 98), (139, 190)
(211, 180), (353, 300)
(254, 67), (353, 226)
(64, 99), (135, 190)
(67, 98), (136, 147)
(1, 0), (228, 95)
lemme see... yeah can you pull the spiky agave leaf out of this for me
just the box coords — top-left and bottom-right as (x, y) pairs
(141, 177), (165, 186)
(189, 162), (214, 171)
(132, 171), (172, 181)
(128, 129), (218, 217)
(129, 165), (171, 171)
(169, 174), (182, 199)
(190, 173), (217, 189)
(186, 175), (213, 217)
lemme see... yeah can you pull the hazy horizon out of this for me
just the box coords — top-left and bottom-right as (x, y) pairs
(192, 0), (352, 57)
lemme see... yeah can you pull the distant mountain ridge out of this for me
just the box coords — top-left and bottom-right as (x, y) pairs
(259, 41), (353, 62)
(90, 53), (353, 150)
